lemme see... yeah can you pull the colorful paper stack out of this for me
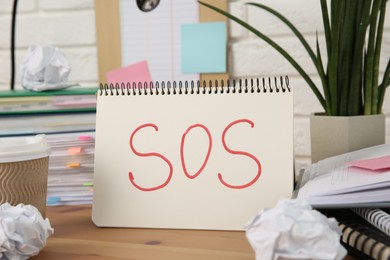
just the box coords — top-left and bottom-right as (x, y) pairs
(45, 132), (95, 206)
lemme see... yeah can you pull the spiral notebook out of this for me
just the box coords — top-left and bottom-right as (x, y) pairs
(321, 209), (390, 260)
(92, 77), (294, 230)
(352, 208), (390, 237)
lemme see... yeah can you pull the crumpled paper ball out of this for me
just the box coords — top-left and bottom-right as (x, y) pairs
(0, 203), (54, 260)
(245, 199), (347, 260)
(21, 44), (76, 91)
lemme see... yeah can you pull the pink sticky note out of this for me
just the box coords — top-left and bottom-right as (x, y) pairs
(68, 147), (83, 155)
(106, 60), (152, 86)
(77, 135), (93, 141)
(347, 155), (390, 171)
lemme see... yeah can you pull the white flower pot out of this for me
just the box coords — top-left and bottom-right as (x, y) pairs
(310, 113), (386, 163)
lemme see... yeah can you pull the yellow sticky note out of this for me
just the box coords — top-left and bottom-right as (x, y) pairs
(67, 163), (80, 168)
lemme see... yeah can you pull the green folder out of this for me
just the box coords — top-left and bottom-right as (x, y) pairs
(0, 87), (98, 115)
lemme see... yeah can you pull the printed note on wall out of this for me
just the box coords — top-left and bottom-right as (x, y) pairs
(119, 0), (199, 82)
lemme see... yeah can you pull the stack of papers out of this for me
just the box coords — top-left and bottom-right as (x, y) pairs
(295, 144), (390, 208)
(0, 112), (96, 137)
(0, 87), (97, 114)
(45, 131), (95, 206)
(0, 86), (98, 206)
(0, 87), (97, 137)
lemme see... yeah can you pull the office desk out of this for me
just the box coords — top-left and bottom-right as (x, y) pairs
(32, 205), (255, 259)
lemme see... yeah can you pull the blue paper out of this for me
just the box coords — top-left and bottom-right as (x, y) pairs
(181, 22), (227, 73)
(47, 196), (60, 205)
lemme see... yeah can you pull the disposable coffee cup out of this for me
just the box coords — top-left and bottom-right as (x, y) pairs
(0, 134), (50, 217)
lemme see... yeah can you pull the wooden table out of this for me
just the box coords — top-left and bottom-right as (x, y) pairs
(32, 205), (255, 259)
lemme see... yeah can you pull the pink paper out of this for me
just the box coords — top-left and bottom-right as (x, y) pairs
(77, 135), (93, 141)
(106, 60), (152, 86)
(347, 155), (390, 171)
(68, 147), (83, 155)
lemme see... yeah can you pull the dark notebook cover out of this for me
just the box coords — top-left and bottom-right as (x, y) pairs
(320, 208), (390, 260)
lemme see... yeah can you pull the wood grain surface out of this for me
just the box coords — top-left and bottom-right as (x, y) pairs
(32, 205), (254, 259)
(31, 205), (356, 259)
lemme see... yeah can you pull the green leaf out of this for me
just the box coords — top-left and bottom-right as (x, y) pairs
(372, 0), (386, 114)
(327, 1), (344, 115)
(378, 59), (390, 113)
(199, 0), (389, 117)
(247, 2), (330, 113)
(316, 32), (331, 114)
(338, 0), (357, 115)
(198, 0), (326, 110)
(364, 0), (381, 115)
(320, 0), (331, 60)
(348, 0), (371, 115)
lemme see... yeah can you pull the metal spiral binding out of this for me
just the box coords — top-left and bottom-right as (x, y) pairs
(98, 76), (290, 96)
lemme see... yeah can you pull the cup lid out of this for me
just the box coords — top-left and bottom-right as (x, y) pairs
(0, 134), (50, 163)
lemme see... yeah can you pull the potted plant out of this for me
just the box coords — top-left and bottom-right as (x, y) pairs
(199, 0), (389, 162)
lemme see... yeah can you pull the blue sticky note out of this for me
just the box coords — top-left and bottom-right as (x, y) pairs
(181, 22), (227, 73)
(47, 196), (60, 205)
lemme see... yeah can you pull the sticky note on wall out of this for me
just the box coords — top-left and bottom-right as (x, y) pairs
(181, 22), (227, 73)
(106, 60), (152, 85)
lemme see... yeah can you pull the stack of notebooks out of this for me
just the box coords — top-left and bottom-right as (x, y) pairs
(295, 144), (390, 259)
(0, 86), (98, 206)
(0, 87), (97, 136)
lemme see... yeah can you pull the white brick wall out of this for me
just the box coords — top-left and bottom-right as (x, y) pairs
(0, 0), (389, 172)
(0, 0), (97, 90)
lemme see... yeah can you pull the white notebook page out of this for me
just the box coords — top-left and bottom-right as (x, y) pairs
(92, 81), (294, 230)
